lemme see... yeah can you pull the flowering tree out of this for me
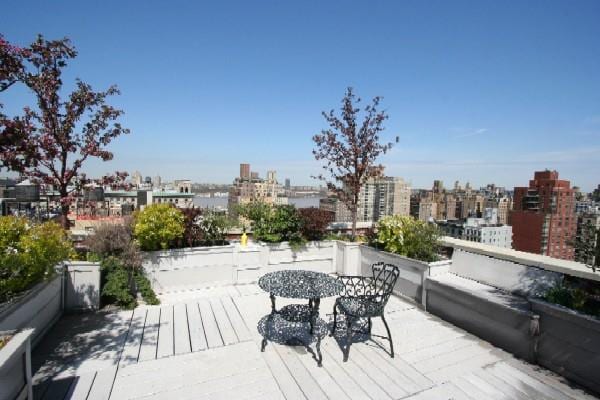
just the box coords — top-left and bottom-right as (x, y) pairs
(0, 34), (130, 228)
(313, 87), (397, 238)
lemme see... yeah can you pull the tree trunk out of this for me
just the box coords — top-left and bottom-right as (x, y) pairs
(351, 209), (357, 241)
(59, 188), (71, 229)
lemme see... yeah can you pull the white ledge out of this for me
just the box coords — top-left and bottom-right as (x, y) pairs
(440, 236), (600, 282)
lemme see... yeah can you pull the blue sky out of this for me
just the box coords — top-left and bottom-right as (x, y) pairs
(2, 1), (599, 190)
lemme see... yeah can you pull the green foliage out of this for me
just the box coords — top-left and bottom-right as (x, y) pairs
(133, 204), (185, 251)
(100, 256), (159, 308)
(373, 215), (441, 262)
(0, 216), (73, 303)
(543, 283), (599, 317)
(198, 212), (232, 245)
(572, 220), (600, 272)
(238, 203), (305, 247)
(134, 273), (159, 305)
(323, 232), (368, 242)
(101, 263), (136, 309)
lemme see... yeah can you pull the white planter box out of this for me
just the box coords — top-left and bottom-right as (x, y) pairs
(0, 275), (63, 347)
(143, 245), (237, 293)
(143, 242), (337, 292)
(359, 245), (451, 305)
(530, 298), (600, 395)
(0, 328), (33, 400)
(64, 262), (101, 311)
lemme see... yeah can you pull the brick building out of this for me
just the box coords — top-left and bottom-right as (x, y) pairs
(511, 170), (576, 260)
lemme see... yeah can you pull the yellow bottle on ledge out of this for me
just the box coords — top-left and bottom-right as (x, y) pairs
(240, 231), (248, 247)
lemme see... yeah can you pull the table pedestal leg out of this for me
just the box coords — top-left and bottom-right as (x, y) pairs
(310, 298), (320, 335)
(262, 293), (277, 352)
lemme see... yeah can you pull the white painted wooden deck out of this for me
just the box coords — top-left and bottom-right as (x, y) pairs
(33, 283), (598, 400)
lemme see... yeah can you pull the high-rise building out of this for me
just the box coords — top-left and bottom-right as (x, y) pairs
(593, 184), (600, 202)
(228, 164), (287, 216)
(322, 175), (411, 223)
(240, 163), (250, 179)
(511, 170), (576, 260)
(575, 213), (600, 267)
(153, 175), (162, 189)
(485, 197), (512, 225)
(438, 207), (513, 248)
(433, 180), (444, 194)
(132, 171), (142, 187)
(285, 179), (291, 189)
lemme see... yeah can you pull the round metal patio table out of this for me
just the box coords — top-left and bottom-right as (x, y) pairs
(258, 270), (343, 366)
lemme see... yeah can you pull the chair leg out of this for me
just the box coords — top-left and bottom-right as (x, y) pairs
(381, 314), (394, 358)
(343, 317), (353, 362)
(330, 304), (338, 336)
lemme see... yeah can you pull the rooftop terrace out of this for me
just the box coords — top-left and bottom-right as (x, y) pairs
(32, 282), (597, 400)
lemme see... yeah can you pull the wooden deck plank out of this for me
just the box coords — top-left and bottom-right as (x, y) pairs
(322, 342), (393, 400)
(156, 305), (174, 358)
(348, 343), (409, 399)
(496, 361), (589, 400)
(198, 299), (224, 348)
(221, 296), (253, 342)
(119, 307), (147, 367)
(186, 301), (208, 352)
(261, 346), (307, 400)
(274, 345), (328, 400)
(144, 370), (276, 400)
(488, 363), (556, 400)
(40, 377), (74, 400)
(425, 350), (504, 384)
(209, 297), (238, 345)
(503, 359), (597, 400)
(353, 344), (422, 396)
(460, 372), (511, 400)
(173, 303), (191, 355)
(138, 306), (161, 362)
(361, 342), (434, 391)
(316, 345), (372, 400)
(64, 371), (96, 400)
(402, 335), (475, 364)
(453, 376), (496, 400)
(404, 382), (473, 400)
(296, 345), (351, 400)
(111, 352), (264, 399)
(117, 341), (256, 377)
(86, 368), (116, 400)
(412, 342), (490, 374)
(474, 369), (531, 400)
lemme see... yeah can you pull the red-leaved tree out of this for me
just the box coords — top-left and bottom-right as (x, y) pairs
(313, 87), (397, 238)
(0, 34), (130, 228)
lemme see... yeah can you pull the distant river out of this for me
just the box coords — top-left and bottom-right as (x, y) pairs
(193, 195), (322, 209)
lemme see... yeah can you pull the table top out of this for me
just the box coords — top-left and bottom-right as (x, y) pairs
(258, 270), (343, 299)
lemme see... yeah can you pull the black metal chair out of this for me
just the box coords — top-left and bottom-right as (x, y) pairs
(331, 262), (400, 361)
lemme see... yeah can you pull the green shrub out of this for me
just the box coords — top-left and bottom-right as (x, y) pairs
(133, 204), (185, 251)
(0, 216), (73, 303)
(100, 256), (159, 308)
(543, 283), (599, 317)
(373, 215), (441, 262)
(198, 212), (232, 246)
(134, 273), (159, 305)
(238, 203), (305, 248)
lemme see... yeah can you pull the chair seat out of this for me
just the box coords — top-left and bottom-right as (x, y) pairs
(336, 296), (383, 317)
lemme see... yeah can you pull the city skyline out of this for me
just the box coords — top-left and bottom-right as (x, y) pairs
(1, 1), (599, 190)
